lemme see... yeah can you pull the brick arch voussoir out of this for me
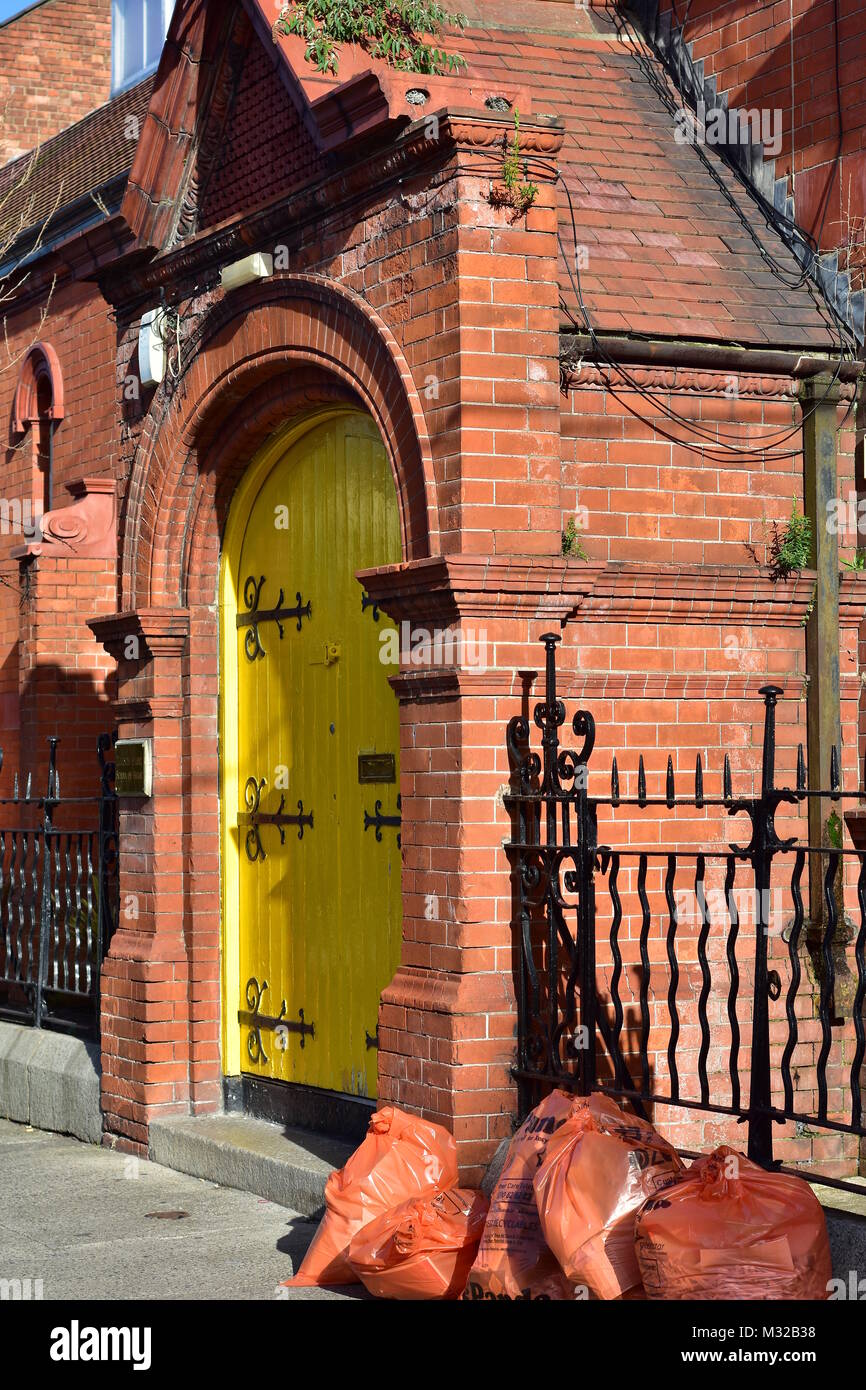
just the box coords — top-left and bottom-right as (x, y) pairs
(124, 277), (438, 608)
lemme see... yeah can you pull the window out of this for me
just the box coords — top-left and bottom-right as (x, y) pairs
(112, 0), (171, 93)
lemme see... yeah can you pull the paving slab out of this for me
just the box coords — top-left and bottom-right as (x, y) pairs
(0, 1119), (363, 1300)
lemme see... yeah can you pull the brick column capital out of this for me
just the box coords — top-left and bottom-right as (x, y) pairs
(89, 606), (189, 661)
(89, 607), (189, 723)
(357, 554), (604, 626)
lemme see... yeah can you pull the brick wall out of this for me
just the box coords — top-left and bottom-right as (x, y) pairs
(0, 0), (112, 163)
(652, 0), (866, 266)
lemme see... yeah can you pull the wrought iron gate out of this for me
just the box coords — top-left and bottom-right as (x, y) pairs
(0, 735), (118, 1038)
(506, 634), (866, 1194)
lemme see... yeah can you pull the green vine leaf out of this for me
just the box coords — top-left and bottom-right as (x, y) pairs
(275, 0), (467, 75)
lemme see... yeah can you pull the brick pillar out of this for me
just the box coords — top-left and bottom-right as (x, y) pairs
(361, 557), (596, 1182)
(89, 607), (191, 1154)
(359, 119), (567, 1178)
(444, 115), (564, 557)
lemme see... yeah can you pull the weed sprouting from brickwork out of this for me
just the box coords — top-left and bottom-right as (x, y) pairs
(744, 498), (812, 581)
(489, 112), (539, 221)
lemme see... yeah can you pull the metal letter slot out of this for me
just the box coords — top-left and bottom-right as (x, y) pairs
(358, 752), (396, 784)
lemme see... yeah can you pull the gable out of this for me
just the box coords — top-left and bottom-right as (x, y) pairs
(196, 35), (326, 235)
(121, 0), (521, 256)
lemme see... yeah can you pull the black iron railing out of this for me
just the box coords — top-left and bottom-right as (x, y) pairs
(0, 735), (118, 1038)
(506, 634), (866, 1193)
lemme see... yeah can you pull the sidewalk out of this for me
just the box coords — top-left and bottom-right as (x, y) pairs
(0, 1118), (363, 1301)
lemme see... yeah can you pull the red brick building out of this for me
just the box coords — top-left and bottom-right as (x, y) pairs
(1, 0), (864, 1184)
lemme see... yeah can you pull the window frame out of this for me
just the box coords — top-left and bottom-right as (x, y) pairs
(111, 0), (171, 95)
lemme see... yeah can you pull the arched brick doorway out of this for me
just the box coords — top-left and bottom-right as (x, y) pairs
(91, 278), (437, 1153)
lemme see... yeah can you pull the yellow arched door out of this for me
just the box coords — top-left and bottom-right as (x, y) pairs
(221, 411), (402, 1098)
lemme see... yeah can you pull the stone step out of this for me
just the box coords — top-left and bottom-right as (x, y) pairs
(148, 1113), (353, 1217)
(812, 1178), (866, 1283)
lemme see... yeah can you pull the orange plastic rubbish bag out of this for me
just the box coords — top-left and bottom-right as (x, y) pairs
(532, 1093), (683, 1300)
(462, 1089), (575, 1301)
(634, 1145), (833, 1301)
(347, 1187), (489, 1299)
(284, 1106), (458, 1288)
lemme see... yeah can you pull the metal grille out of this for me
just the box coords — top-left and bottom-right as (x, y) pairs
(506, 634), (866, 1194)
(0, 735), (118, 1038)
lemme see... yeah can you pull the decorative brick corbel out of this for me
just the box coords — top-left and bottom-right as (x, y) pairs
(12, 477), (117, 561)
(88, 607), (190, 723)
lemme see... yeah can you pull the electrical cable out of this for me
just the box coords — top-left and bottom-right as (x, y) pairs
(557, 165), (853, 463)
(395, 135), (855, 462)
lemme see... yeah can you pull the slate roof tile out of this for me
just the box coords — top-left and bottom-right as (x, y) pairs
(0, 78), (153, 251)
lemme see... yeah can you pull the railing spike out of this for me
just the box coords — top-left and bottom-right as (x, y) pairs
(13, 771), (18, 801)
(723, 754), (732, 803)
(695, 753), (704, 808)
(24, 772), (31, 800)
(638, 755), (647, 808)
(611, 756), (620, 807)
(666, 755), (675, 808)
(796, 742), (806, 793)
(830, 744), (840, 795)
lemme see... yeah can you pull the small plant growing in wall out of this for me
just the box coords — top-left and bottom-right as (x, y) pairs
(561, 516), (588, 560)
(744, 498), (812, 582)
(274, 0), (467, 74)
(489, 111), (539, 220)
(826, 810), (844, 850)
(841, 548), (866, 572)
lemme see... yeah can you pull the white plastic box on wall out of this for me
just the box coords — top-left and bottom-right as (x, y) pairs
(138, 307), (167, 388)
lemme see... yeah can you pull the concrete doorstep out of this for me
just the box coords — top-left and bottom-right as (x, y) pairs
(148, 1113), (354, 1217)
